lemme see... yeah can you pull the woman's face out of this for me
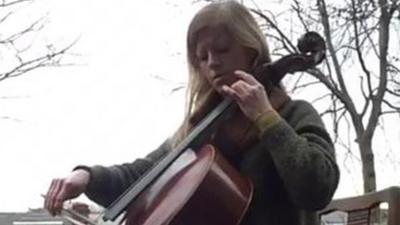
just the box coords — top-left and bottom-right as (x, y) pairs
(194, 26), (256, 94)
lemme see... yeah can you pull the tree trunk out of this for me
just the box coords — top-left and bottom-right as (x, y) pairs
(359, 137), (377, 193)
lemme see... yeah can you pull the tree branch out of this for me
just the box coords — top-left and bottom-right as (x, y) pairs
(0, 0), (32, 7)
(0, 11), (13, 24)
(382, 98), (400, 111)
(250, 8), (297, 53)
(360, 76), (371, 118)
(364, 0), (391, 140)
(386, 86), (400, 97)
(318, 0), (366, 137)
(351, 0), (374, 100)
(291, 0), (310, 32)
(290, 79), (321, 94)
(0, 17), (45, 44)
(0, 38), (78, 81)
(311, 92), (332, 104)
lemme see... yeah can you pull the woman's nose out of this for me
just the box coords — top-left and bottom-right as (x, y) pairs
(207, 52), (221, 69)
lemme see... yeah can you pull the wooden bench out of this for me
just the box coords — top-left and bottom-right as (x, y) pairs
(319, 186), (400, 225)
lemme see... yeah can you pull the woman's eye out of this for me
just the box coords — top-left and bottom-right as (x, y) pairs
(215, 44), (230, 53)
(197, 54), (207, 61)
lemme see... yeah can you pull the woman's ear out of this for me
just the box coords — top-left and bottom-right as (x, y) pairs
(247, 48), (259, 70)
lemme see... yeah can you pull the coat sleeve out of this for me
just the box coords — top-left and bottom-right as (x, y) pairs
(257, 100), (340, 210)
(75, 140), (170, 207)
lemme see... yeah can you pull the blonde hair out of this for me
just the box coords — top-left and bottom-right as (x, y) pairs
(172, 0), (271, 147)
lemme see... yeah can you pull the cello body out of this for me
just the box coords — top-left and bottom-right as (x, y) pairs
(125, 145), (253, 225)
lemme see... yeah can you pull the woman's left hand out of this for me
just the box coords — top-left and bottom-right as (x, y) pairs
(221, 70), (274, 122)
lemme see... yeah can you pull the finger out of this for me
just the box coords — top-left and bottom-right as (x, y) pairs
(53, 181), (71, 215)
(44, 180), (55, 208)
(234, 70), (260, 86)
(44, 179), (57, 215)
(230, 80), (254, 101)
(48, 179), (64, 216)
(221, 85), (241, 102)
(223, 82), (254, 118)
(234, 71), (267, 98)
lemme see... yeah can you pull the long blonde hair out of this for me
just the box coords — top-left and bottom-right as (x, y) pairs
(172, 0), (271, 147)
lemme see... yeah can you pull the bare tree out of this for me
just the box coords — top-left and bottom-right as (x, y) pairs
(0, 0), (76, 83)
(248, 0), (400, 193)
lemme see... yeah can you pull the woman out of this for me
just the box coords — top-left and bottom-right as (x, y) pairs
(44, 1), (339, 225)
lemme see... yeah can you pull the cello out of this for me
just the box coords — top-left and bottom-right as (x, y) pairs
(102, 31), (326, 225)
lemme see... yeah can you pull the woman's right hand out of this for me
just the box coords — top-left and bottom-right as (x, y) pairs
(44, 169), (90, 216)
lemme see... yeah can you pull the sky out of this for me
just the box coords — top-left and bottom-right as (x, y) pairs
(0, 0), (200, 212)
(0, 0), (399, 213)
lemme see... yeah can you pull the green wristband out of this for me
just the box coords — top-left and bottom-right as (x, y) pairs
(255, 110), (281, 137)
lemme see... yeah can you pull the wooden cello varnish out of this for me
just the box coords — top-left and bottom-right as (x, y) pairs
(125, 145), (253, 225)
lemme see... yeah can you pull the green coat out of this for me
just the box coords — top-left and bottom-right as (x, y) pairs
(79, 99), (339, 225)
